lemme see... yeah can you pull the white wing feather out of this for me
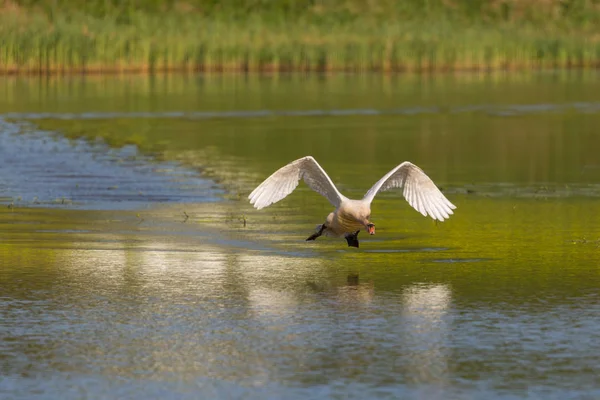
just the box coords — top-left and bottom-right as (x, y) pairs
(249, 156), (346, 210)
(363, 161), (456, 221)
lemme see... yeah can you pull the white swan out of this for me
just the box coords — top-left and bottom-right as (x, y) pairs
(248, 156), (456, 247)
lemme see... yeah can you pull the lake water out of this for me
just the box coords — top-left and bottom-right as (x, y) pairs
(1, 72), (600, 399)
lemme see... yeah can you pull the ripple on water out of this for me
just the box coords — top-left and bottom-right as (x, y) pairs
(0, 118), (224, 210)
(363, 247), (450, 253)
(428, 258), (495, 263)
(3, 101), (600, 121)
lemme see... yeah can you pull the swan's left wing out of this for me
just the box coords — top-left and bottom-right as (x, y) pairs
(362, 161), (456, 221)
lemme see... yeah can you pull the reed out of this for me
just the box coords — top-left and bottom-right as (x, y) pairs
(1, 0), (600, 73)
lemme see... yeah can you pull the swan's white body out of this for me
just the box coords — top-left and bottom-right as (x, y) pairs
(248, 156), (456, 246)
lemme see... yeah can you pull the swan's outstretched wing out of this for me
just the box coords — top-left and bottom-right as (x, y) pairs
(363, 161), (456, 221)
(249, 156), (346, 210)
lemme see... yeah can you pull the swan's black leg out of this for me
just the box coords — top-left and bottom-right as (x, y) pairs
(306, 224), (326, 241)
(345, 230), (360, 248)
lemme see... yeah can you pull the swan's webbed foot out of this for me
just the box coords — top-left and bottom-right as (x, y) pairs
(306, 224), (326, 241)
(345, 230), (360, 248)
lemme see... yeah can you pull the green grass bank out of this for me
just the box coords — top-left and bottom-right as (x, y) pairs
(2, 0), (600, 73)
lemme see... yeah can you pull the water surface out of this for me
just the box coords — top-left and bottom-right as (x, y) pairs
(1, 72), (600, 399)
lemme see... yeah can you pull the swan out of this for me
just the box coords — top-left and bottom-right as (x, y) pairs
(248, 156), (456, 248)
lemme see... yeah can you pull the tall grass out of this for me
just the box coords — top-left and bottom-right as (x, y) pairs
(1, 0), (600, 73)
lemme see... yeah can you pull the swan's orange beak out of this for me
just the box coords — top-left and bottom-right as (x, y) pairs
(367, 223), (375, 235)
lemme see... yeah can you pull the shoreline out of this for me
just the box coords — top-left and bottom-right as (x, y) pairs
(1, 63), (599, 76)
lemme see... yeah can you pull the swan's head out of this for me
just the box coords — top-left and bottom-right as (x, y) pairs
(366, 223), (375, 235)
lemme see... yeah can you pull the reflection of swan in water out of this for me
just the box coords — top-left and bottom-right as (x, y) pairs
(53, 239), (376, 314)
(51, 243), (455, 388)
(235, 254), (376, 318)
(249, 156), (456, 248)
(334, 274), (375, 305)
(237, 253), (328, 318)
(400, 283), (452, 386)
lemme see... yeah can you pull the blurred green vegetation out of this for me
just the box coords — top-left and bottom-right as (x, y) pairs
(1, 0), (600, 72)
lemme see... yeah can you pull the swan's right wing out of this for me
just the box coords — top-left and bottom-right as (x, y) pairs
(249, 156), (346, 210)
